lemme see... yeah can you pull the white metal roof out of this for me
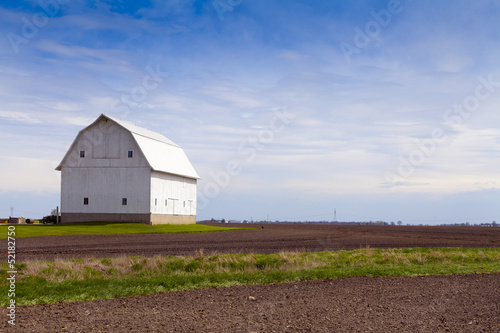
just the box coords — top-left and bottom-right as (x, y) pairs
(57, 114), (200, 179)
(104, 114), (179, 147)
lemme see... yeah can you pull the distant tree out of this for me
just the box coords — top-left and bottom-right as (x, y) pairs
(221, 218), (226, 223)
(50, 208), (58, 216)
(397, 221), (403, 226)
(493, 221), (497, 227)
(390, 221), (395, 226)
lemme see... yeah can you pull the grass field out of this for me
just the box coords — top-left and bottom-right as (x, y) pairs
(0, 222), (247, 238)
(1, 247), (499, 306)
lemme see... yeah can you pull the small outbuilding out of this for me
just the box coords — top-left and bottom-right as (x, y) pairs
(8, 217), (26, 224)
(56, 114), (199, 224)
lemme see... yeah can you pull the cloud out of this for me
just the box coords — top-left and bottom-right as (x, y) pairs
(0, 111), (41, 124)
(64, 116), (96, 126)
(197, 84), (267, 109)
(379, 181), (431, 189)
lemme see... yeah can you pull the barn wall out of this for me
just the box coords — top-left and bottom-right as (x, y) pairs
(61, 167), (151, 215)
(60, 118), (153, 219)
(61, 119), (150, 169)
(150, 171), (197, 217)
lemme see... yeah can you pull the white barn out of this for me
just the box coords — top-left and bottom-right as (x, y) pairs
(56, 114), (199, 225)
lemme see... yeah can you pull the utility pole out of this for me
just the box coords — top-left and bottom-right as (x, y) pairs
(334, 209), (337, 222)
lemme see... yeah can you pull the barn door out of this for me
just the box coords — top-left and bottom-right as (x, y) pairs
(172, 199), (179, 216)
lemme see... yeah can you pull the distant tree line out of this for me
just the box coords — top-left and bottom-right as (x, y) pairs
(201, 219), (498, 227)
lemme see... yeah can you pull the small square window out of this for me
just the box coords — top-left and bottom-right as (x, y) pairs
(165, 199), (168, 206)
(80, 151), (85, 158)
(128, 151), (133, 158)
(83, 197), (89, 205)
(122, 198), (128, 205)
(155, 198), (157, 206)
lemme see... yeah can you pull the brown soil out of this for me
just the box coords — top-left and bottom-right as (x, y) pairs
(2, 224), (499, 332)
(1, 273), (499, 332)
(8, 223), (500, 261)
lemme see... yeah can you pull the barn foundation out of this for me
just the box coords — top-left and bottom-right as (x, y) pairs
(61, 213), (195, 225)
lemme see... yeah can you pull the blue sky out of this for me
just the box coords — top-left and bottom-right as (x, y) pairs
(0, 0), (499, 224)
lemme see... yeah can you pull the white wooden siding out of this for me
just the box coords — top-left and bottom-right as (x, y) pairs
(150, 171), (197, 216)
(62, 119), (150, 169)
(61, 167), (151, 214)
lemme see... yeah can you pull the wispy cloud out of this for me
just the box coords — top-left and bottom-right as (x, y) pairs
(0, 111), (41, 124)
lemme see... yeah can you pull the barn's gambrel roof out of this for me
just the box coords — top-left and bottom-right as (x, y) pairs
(56, 114), (199, 179)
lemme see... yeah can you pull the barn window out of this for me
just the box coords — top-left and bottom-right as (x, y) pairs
(122, 198), (128, 205)
(80, 150), (85, 158)
(155, 198), (157, 206)
(83, 197), (89, 205)
(128, 151), (133, 158)
(183, 201), (185, 207)
(165, 199), (168, 206)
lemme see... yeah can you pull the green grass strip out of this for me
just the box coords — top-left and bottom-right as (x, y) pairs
(1, 247), (499, 306)
(0, 222), (248, 238)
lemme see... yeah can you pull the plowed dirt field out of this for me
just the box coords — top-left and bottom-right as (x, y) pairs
(8, 223), (500, 261)
(2, 224), (499, 332)
(1, 274), (499, 332)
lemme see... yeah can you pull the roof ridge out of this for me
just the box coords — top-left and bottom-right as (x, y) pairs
(132, 132), (179, 147)
(102, 114), (179, 147)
